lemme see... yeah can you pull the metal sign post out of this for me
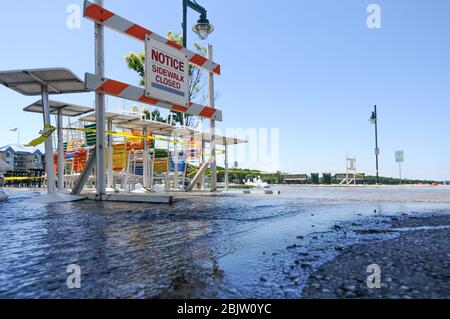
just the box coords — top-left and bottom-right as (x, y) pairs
(107, 118), (114, 190)
(95, 0), (106, 199)
(200, 138), (206, 190)
(208, 44), (217, 192)
(395, 151), (404, 184)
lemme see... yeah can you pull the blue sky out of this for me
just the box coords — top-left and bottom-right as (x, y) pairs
(0, 0), (449, 180)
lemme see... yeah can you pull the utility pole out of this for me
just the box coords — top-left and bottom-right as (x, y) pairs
(370, 105), (380, 185)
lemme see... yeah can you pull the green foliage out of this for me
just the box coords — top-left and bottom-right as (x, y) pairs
(227, 185), (257, 189)
(142, 108), (165, 122)
(364, 176), (443, 185)
(125, 52), (146, 86)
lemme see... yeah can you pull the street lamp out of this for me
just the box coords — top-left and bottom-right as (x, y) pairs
(192, 13), (214, 40)
(182, 0), (214, 48)
(369, 105), (380, 185)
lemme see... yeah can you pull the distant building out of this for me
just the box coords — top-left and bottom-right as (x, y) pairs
(0, 144), (44, 171)
(282, 174), (308, 184)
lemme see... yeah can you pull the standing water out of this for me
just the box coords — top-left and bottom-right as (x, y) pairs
(0, 186), (449, 298)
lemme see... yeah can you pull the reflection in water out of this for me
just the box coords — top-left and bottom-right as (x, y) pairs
(0, 186), (449, 298)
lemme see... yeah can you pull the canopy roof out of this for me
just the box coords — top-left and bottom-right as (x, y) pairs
(23, 100), (93, 117)
(79, 112), (140, 125)
(79, 111), (247, 146)
(0, 68), (87, 96)
(116, 119), (174, 133)
(199, 132), (247, 146)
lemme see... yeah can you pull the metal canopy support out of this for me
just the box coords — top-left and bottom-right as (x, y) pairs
(107, 118), (114, 189)
(143, 126), (150, 189)
(174, 138), (179, 189)
(57, 109), (64, 190)
(224, 140), (229, 190)
(186, 156), (214, 192)
(208, 44), (217, 192)
(71, 150), (96, 195)
(95, 0), (106, 198)
(41, 86), (56, 194)
(150, 148), (155, 192)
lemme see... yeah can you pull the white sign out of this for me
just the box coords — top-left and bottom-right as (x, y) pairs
(374, 148), (380, 156)
(145, 37), (189, 107)
(395, 151), (404, 163)
(347, 157), (356, 171)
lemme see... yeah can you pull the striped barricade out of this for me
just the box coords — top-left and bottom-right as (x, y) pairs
(83, 0), (221, 75)
(84, 73), (223, 121)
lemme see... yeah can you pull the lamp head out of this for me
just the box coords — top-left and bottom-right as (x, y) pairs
(192, 13), (214, 40)
(369, 111), (377, 124)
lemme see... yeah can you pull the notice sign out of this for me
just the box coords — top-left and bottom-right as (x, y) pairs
(145, 37), (189, 107)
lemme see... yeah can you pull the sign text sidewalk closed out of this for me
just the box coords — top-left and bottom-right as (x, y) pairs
(145, 36), (189, 107)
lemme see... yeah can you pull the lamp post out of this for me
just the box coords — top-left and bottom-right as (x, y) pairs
(182, 0), (214, 48)
(369, 105), (380, 185)
(182, 0), (216, 191)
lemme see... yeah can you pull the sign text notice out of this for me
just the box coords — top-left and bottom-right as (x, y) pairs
(145, 37), (189, 107)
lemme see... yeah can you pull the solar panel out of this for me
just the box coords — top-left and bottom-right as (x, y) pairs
(23, 100), (93, 117)
(0, 68), (87, 96)
(116, 119), (175, 133)
(79, 112), (139, 125)
(79, 111), (247, 145)
(198, 132), (247, 145)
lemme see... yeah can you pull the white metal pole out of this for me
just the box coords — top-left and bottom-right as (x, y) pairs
(143, 126), (149, 189)
(200, 138), (206, 190)
(165, 141), (170, 192)
(95, 0), (106, 198)
(399, 162), (402, 185)
(41, 86), (56, 194)
(174, 139), (179, 189)
(225, 141), (229, 190)
(107, 118), (113, 189)
(57, 110), (64, 190)
(150, 149), (155, 191)
(208, 44), (217, 192)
